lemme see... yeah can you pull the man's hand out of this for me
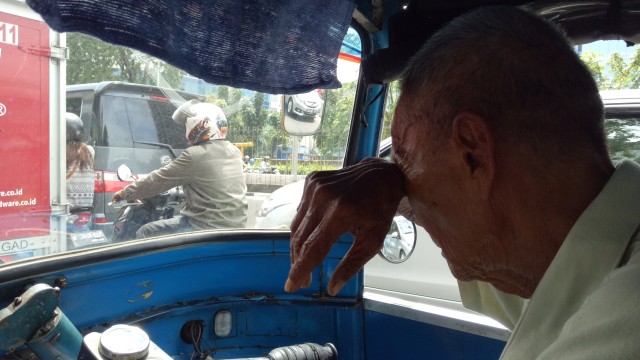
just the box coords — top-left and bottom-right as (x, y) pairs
(285, 158), (406, 296)
(112, 190), (126, 203)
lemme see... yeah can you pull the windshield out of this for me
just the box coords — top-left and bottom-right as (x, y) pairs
(0, 12), (362, 263)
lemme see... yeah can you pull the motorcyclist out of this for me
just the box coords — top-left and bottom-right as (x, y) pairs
(243, 155), (251, 172)
(66, 113), (95, 209)
(260, 156), (270, 173)
(112, 100), (248, 238)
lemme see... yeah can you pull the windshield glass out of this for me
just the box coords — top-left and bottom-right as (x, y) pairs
(0, 13), (362, 264)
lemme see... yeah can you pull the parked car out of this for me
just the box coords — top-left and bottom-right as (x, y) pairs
(255, 183), (416, 262)
(381, 216), (416, 262)
(66, 82), (204, 232)
(254, 179), (305, 229)
(284, 90), (324, 119)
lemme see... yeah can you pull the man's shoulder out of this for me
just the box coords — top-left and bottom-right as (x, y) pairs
(539, 258), (640, 359)
(180, 144), (213, 157)
(205, 141), (242, 157)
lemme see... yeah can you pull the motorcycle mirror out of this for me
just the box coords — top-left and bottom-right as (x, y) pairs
(117, 164), (133, 181)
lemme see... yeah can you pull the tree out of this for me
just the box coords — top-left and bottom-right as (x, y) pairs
(580, 46), (640, 163)
(580, 51), (608, 88)
(67, 33), (125, 84)
(67, 33), (185, 89)
(381, 82), (401, 141)
(628, 50), (640, 88)
(217, 86), (230, 104)
(205, 93), (227, 108)
(220, 88), (287, 159)
(604, 117), (640, 163)
(315, 82), (356, 159)
(581, 46), (640, 90)
(609, 52), (629, 90)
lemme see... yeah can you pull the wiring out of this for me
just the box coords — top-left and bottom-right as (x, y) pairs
(182, 320), (209, 360)
(360, 83), (389, 128)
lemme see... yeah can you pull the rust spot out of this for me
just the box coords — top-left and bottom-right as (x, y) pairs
(127, 281), (154, 302)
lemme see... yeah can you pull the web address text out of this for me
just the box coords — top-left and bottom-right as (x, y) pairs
(0, 198), (36, 208)
(0, 188), (23, 197)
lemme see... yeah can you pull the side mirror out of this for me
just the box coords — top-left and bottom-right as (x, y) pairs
(116, 164), (133, 181)
(281, 90), (326, 136)
(378, 216), (417, 264)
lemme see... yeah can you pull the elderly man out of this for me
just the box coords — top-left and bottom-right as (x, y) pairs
(285, 6), (640, 359)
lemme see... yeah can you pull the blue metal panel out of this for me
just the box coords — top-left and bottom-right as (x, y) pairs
(47, 241), (359, 327)
(356, 84), (387, 160)
(129, 298), (364, 359)
(352, 0), (392, 161)
(364, 310), (505, 359)
(0, 234), (366, 359)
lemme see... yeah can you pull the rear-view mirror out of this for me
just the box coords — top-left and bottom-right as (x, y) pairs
(281, 90), (326, 136)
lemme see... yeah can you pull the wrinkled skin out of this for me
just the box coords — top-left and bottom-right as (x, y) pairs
(285, 158), (405, 295)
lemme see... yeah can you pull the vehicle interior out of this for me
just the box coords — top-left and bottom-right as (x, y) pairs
(1, 0), (639, 359)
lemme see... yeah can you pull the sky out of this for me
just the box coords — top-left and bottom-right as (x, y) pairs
(579, 40), (638, 61)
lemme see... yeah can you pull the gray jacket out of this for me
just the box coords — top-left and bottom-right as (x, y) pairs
(122, 141), (247, 229)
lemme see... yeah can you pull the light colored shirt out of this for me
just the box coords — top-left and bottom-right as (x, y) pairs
(67, 145), (95, 209)
(459, 159), (640, 359)
(122, 140), (248, 229)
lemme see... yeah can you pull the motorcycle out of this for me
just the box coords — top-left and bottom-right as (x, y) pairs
(110, 163), (185, 242)
(259, 157), (281, 174)
(66, 206), (109, 249)
(243, 157), (280, 174)
(111, 187), (184, 242)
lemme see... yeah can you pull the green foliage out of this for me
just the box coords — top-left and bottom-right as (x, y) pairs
(67, 33), (185, 89)
(381, 81), (401, 141)
(629, 51), (640, 89)
(604, 117), (640, 163)
(217, 86), (230, 103)
(209, 85), (287, 159)
(580, 51), (607, 88)
(579, 47), (640, 164)
(274, 161), (341, 175)
(581, 46), (640, 90)
(205, 93), (227, 108)
(315, 83), (356, 159)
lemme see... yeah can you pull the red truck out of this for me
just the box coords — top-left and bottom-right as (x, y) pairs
(0, 1), (67, 261)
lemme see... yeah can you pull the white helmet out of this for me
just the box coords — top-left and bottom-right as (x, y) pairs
(172, 100), (228, 145)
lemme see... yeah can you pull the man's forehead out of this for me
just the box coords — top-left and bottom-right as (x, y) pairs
(392, 95), (426, 132)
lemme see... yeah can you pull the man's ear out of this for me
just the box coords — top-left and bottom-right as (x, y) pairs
(451, 112), (495, 198)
